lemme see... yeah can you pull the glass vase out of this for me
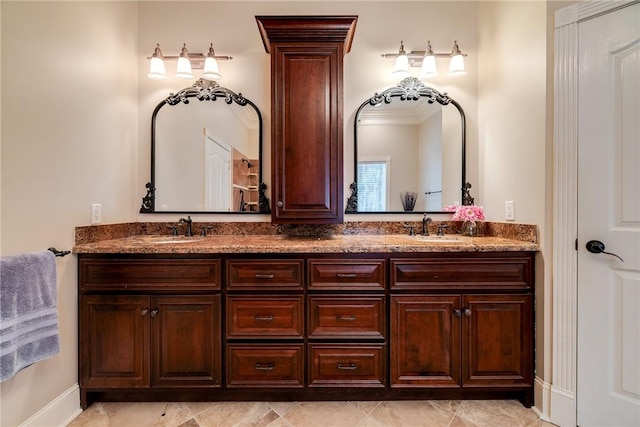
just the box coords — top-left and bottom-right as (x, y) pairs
(460, 220), (478, 237)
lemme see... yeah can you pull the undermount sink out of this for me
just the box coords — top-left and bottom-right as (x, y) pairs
(409, 235), (462, 243)
(146, 236), (205, 244)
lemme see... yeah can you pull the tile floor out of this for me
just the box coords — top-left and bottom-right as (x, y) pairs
(67, 400), (558, 427)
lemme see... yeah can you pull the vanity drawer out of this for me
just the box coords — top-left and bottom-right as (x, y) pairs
(308, 296), (385, 339)
(226, 260), (304, 290)
(79, 258), (221, 291)
(226, 296), (304, 338)
(308, 344), (386, 387)
(308, 259), (385, 290)
(391, 256), (533, 291)
(226, 344), (304, 388)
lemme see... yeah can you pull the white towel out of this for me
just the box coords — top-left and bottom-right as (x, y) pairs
(0, 250), (60, 382)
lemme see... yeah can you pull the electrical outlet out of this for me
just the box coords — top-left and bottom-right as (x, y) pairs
(91, 204), (102, 224)
(505, 200), (515, 221)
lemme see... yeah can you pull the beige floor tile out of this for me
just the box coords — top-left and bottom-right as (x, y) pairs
(541, 421), (559, 427)
(100, 402), (194, 427)
(177, 419), (201, 427)
(266, 418), (293, 427)
(449, 415), (480, 427)
(456, 400), (541, 427)
(195, 401), (278, 427)
(267, 401), (299, 416)
(353, 401), (381, 414)
(431, 400), (464, 413)
(282, 401), (369, 427)
(66, 403), (110, 427)
(359, 400), (455, 427)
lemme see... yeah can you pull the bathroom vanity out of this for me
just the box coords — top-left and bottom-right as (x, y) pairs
(75, 233), (536, 409)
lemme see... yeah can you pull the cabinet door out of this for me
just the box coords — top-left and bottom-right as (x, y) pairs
(80, 295), (149, 388)
(151, 296), (221, 387)
(271, 45), (343, 223)
(462, 294), (533, 387)
(390, 295), (461, 387)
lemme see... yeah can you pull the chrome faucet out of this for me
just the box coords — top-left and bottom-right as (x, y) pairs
(422, 214), (432, 236)
(178, 216), (193, 236)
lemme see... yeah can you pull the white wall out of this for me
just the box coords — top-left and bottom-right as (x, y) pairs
(0, 2), (138, 426)
(477, 0), (549, 410)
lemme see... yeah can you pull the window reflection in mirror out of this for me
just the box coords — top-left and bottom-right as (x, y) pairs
(346, 77), (467, 214)
(140, 79), (269, 214)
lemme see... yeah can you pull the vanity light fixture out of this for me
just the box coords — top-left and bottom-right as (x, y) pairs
(146, 43), (232, 80)
(392, 41), (410, 78)
(382, 40), (468, 78)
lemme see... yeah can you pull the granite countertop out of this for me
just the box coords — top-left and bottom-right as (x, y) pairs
(73, 233), (539, 254)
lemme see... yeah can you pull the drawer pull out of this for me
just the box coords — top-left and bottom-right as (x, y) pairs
(337, 363), (357, 370)
(336, 315), (356, 321)
(254, 314), (274, 321)
(255, 363), (275, 371)
(255, 273), (275, 279)
(336, 273), (357, 278)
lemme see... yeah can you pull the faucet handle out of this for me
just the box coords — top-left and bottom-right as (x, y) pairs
(167, 225), (179, 236)
(200, 226), (214, 236)
(436, 224), (450, 236)
(403, 224), (416, 236)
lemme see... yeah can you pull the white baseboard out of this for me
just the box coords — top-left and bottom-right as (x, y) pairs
(19, 384), (81, 427)
(550, 386), (577, 427)
(533, 376), (553, 422)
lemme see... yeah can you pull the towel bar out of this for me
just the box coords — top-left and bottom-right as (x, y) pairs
(47, 247), (70, 257)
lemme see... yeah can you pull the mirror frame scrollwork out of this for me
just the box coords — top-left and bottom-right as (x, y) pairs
(140, 78), (270, 214)
(345, 76), (474, 213)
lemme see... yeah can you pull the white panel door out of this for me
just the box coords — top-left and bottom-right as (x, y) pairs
(577, 3), (640, 426)
(204, 131), (231, 211)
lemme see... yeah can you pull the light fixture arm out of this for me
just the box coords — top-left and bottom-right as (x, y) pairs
(146, 43), (232, 70)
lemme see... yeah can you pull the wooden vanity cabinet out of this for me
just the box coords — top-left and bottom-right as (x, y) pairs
(256, 16), (357, 224)
(78, 251), (534, 407)
(390, 254), (534, 406)
(307, 258), (387, 388)
(78, 257), (222, 408)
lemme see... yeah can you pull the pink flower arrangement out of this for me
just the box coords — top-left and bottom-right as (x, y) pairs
(445, 205), (485, 224)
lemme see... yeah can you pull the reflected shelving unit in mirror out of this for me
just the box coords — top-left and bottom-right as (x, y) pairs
(346, 76), (474, 214)
(140, 78), (270, 214)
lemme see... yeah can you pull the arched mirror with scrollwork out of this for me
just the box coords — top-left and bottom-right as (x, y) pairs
(346, 77), (473, 214)
(140, 79), (270, 214)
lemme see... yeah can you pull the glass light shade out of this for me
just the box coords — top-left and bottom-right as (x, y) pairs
(147, 56), (167, 80)
(420, 54), (438, 78)
(203, 57), (221, 80)
(392, 54), (410, 78)
(176, 56), (193, 79)
(448, 53), (466, 75)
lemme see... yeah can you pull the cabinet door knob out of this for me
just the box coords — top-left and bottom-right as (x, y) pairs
(150, 309), (159, 317)
(276, 201), (283, 208)
(464, 308), (472, 316)
(453, 309), (462, 317)
(141, 308), (149, 316)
